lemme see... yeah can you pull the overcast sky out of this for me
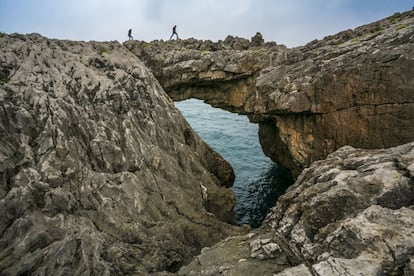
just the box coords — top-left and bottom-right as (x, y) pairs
(0, 0), (412, 47)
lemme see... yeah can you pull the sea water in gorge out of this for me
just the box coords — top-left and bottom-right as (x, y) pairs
(175, 99), (294, 228)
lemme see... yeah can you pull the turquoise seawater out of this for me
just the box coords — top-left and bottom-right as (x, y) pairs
(175, 99), (293, 228)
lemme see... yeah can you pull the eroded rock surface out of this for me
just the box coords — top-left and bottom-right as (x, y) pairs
(179, 142), (414, 276)
(125, 33), (283, 113)
(256, 11), (414, 175)
(1, 10), (413, 276)
(0, 33), (244, 275)
(127, 11), (414, 175)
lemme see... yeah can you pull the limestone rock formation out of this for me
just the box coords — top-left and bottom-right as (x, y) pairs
(127, 11), (414, 175)
(255, 11), (414, 175)
(179, 142), (414, 275)
(0, 33), (244, 275)
(125, 36), (284, 114)
(1, 9), (413, 276)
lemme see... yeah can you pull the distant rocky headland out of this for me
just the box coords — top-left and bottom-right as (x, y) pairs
(1, 10), (413, 275)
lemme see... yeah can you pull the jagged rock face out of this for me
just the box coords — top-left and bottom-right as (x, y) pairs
(256, 11), (414, 175)
(179, 142), (414, 275)
(127, 11), (414, 176)
(0, 33), (244, 275)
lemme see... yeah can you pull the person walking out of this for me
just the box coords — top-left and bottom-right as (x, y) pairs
(169, 25), (178, 40)
(128, 29), (133, 40)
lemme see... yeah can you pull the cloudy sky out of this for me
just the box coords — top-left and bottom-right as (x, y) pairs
(0, 0), (412, 47)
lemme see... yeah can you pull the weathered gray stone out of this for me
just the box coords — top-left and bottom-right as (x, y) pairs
(179, 143), (414, 275)
(312, 257), (382, 276)
(0, 33), (244, 275)
(275, 264), (312, 276)
(250, 32), (264, 47)
(125, 36), (286, 114)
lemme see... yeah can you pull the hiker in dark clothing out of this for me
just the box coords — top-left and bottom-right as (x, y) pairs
(169, 25), (178, 40)
(128, 29), (133, 40)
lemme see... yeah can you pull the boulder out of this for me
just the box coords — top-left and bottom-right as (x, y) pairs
(250, 32), (264, 47)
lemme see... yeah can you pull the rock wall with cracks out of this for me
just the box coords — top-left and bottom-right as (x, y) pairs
(126, 11), (414, 176)
(179, 142), (414, 275)
(0, 33), (246, 275)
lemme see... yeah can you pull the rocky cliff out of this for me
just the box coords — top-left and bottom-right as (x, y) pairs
(1, 10), (414, 276)
(0, 33), (245, 275)
(126, 11), (414, 175)
(179, 142), (414, 275)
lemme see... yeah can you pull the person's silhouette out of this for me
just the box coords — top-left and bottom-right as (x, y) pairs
(169, 25), (178, 40)
(128, 29), (133, 40)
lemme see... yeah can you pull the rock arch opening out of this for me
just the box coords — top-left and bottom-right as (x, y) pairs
(175, 98), (293, 227)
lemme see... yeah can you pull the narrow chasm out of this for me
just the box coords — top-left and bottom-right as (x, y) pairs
(175, 99), (294, 228)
